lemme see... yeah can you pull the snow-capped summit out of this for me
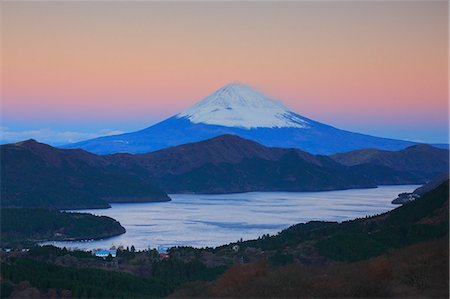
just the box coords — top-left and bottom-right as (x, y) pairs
(64, 83), (417, 155)
(177, 82), (309, 129)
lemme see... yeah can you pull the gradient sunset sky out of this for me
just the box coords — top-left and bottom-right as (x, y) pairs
(1, 1), (448, 145)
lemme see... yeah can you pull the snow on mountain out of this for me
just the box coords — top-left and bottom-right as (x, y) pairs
(177, 82), (309, 129)
(63, 82), (419, 155)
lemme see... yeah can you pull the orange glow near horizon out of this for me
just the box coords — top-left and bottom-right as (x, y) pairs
(1, 1), (448, 142)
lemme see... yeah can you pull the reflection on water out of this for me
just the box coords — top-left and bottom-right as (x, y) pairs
(43, 185), (418, 250)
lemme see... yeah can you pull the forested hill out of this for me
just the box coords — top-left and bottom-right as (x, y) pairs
(0, 181), (448, 298)
(230, 180), (449, 261)
(1, 140), (170, 209)
(1, 208), (125, 247)
(169, 180), (449, 297)
(4, 136), (448, 208)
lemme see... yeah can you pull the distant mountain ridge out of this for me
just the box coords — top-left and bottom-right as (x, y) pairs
(331, 144), (449, 177)
(129, 135), (375, 193)
(64, 83), (422, 155)
(127, 135), (447, 193)
(130, 134), (325, 177)
(2, 135), (448, 209)
(1, 140), (170, 209)
(330, 144), (449, 186)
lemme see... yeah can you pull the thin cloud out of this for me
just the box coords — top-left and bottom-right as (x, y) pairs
(0, 127), (124, 145)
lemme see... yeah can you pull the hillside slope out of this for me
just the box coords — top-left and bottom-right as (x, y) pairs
(233, 180), (449, 261)
(170, 181), (449, 298)
(3, 136), (448, 204)
(1, 182), (447, 298)
(126, 135), (376, 193)
(1, 140), (170, 209)
(113, 135), (447, 192)
(331, 144), (448, 175)
(0, 208), (126, 247)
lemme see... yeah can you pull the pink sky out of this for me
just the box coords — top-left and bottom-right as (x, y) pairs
(1, 1), (448, 144)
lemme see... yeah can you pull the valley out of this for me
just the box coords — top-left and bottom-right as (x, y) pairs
(41, 185), (417, 251)
(1, 180), (448, 298)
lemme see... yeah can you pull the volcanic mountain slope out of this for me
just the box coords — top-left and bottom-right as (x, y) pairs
(65, 82), (416, 155)
(0, 140), (170, 209)
(331, 144), (449, 179)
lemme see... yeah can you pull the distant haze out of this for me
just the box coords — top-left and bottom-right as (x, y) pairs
(1, 1), (448, 144)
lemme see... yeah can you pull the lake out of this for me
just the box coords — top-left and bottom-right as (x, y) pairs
(43, 185), (419, 251)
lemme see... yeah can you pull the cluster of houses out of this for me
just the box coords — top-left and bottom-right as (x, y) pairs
(392, 192), (421, 204)
(2, 244), (171, 261)
(1, 248), (29, 253)
(94, 249), (117, 258)
(92, 244), (171, 260)
(1, 242), (175, 262)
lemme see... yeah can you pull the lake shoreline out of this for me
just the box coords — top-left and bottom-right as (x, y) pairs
(42, 185), (420, 251)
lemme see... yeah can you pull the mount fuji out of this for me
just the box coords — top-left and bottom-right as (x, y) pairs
(65, 83), (416, 154)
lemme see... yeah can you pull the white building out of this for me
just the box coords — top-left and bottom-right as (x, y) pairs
(94, 249), (117, 258)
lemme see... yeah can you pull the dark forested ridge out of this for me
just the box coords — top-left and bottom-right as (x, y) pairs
(0, 246), (226, 298)
(0, 208), (125, 247)
(2, 136), (448, 209)
(2, 258), (165, 298)
(331, 144), (449, 180)
(172, 238), (448, 298)
(1, 181), (448, 298)
(169, 180), (449, 297)
(114, 135), (447, 192)
(1, 140), (170, 209)
(151, 149), (376, 193)
(229, 180), (449, 261)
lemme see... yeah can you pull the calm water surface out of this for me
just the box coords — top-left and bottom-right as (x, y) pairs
(43, 185), (418, 250)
